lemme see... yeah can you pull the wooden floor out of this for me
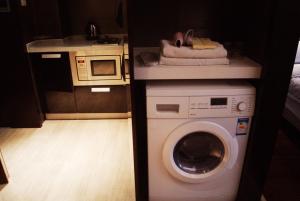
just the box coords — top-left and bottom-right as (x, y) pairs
(264, 128), (300, 201)
(0, 120), (135, 201)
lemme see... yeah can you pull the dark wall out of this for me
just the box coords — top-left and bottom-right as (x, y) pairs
(130, 0), (248, 47)
(30, 0), (62, 39)
(59, 0), (128, 36)
(242, 0), (273, 64)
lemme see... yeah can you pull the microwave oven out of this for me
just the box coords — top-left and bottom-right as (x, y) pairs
(123, 43), (130, 80)
(124, 54), (130, 79)
(70, 51), (127, 86)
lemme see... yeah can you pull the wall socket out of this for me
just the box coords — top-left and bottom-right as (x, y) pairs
(20, 0), (27, 7)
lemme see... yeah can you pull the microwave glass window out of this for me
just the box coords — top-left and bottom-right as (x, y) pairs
(91, 60), (116, 76)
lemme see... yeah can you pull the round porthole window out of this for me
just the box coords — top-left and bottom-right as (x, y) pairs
(162, 121), (239, 183)
(173, 132), (225, 174)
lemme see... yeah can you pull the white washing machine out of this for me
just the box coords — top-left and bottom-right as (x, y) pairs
(146, 80), (256, 201)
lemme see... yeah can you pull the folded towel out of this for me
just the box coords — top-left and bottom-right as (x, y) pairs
(136, 52), (159, 66)
(161, 40), (227, 59)
(159, 55), (229, 66)
(192, 38), (218, 49)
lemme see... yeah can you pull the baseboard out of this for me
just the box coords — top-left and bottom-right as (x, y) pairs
(46, 113), (131, 120)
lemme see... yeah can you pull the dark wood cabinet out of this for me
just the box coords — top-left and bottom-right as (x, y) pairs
(45, 91), (76, 113)
(30, 52), (75, 113)
(75, 85), (127, 113)
(30, 52), (130, 114)
(126, 84), (131, 112)
(30, 52), (73, 92)
(0, 1), (44, 128)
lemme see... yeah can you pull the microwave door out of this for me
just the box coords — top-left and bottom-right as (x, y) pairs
(86, 56), (121, 80)
(124, 54), (130, 79)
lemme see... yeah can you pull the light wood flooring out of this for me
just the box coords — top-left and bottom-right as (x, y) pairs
(0, 120), (135, 201)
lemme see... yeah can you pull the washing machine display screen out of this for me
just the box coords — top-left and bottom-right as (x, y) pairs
(173, 132), (225, 174)
(211, 98), (227, 105)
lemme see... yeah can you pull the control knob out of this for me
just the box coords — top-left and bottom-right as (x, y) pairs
(237, 102), (247, 111)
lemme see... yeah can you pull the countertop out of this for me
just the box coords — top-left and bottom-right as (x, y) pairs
(27, 35), (128, 53)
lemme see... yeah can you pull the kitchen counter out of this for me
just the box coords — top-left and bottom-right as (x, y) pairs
(26, 35), (127, 53)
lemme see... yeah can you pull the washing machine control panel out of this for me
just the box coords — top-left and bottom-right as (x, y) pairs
(189, 95), (255, 118)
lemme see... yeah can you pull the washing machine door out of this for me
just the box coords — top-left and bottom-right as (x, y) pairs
(162, 121), (238, 183)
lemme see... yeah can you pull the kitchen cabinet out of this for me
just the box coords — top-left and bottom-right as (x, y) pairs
(75, 85), (127, 113)
(44, 91), (76, 113)
(126, 85), (131, 112)
(30, 52), (75, 113)
(29, 45), (131, 116)
(0, 0), (44, 128)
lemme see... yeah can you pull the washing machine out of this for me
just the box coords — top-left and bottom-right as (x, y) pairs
(146, 80), (256, 201)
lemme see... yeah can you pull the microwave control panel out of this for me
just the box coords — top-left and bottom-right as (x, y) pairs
(76, 57), (88, 80)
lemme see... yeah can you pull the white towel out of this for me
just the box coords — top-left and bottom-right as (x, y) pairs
(159, 55), (229, 66)
(136, 52), (159, 66)
(161, 40), (227, 59)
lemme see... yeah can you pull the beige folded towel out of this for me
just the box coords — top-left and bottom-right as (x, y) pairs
(161, 40), (227, 59)
(159, 55), (229, 66)
(192, 38), (218, 49)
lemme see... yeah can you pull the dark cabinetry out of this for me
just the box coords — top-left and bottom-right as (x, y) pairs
(0, 1), (43, 127)
(126, 85), (131, 112)
(45, 91), (76, 113)
(30, 52), (75, 113)
(30, 53), (72, 91)
(30, 52), (129, 115)
(75, 86), (127, 113)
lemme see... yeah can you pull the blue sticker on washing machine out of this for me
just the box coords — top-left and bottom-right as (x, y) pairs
(236, 117), (249, 135)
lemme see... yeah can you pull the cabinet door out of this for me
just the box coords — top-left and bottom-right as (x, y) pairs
(45, 91), (76, 113)
(126, 84), (131, 112)
(30, 52), (75, 113)
(75, 86), (127, 113)
(30, 52), (73, 92)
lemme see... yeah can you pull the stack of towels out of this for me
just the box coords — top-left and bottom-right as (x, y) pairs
(159, 39), (229, 66)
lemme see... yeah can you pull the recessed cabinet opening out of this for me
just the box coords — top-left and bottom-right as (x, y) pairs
(131, 0), (265, 58)
(130, 0), (266, 81)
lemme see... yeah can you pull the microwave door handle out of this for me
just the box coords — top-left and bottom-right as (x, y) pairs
(121, 55), (126, 81)
(41, 54), (62, 59)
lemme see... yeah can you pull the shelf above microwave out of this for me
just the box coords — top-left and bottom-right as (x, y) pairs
(133, 47), (262, 80)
